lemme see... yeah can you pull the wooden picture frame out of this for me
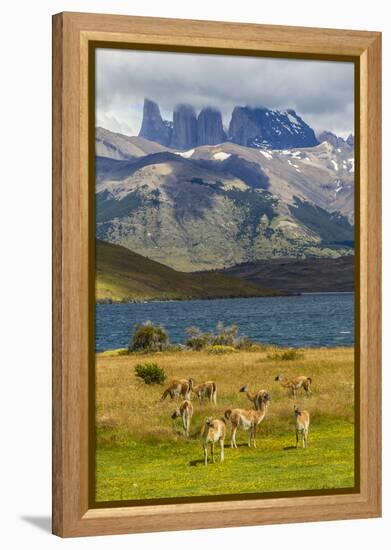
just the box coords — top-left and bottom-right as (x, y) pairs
(52, 11), (381, 537)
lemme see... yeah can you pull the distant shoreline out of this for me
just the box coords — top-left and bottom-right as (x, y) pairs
(96, 290), (356, 305)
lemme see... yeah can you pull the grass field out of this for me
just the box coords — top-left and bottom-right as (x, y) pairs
(95, 346), (355, 502)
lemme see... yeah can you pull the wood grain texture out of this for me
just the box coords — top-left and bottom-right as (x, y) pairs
(52, 11), (382, 538)
(52, 12), (63, 537)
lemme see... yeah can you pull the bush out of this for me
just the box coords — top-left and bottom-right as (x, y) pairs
(185, 327), (213, 350)
(185, 322), (244, 350)
(135, 363), (167, 385)
(267, 349), (303, 361)
(235, 336), (255, 350)
(206, 345), (238, 354)
(129, 321), (169, 352)
(214, 321), (239, 346)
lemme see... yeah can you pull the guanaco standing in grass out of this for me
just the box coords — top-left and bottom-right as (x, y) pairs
(160, 378), (194, 401)
(275, 374), (312, 397)
(294, 405), (310, 448)
(225, 391), (270, 449)
(171, 400), (193, 437)
(192, 381), (217, 405)
(239, 385), (269, 411)
(201, 417), (226, 465)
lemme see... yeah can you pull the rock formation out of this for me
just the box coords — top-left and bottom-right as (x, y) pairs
(138, 98), (172, 146)
(197, 107), (225, 145)
(229, 107), (319, 149)
(170, 104), (198, 149)
(138, 99), (320, 150)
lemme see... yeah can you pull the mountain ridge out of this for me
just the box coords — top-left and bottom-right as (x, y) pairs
(138, 98), (321, 150)
(211, 256), (354, 293)
(96, 239), (286, 302)
(95, 141), (354, 271)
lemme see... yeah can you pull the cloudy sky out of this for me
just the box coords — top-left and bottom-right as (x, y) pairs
(96, 48), (354, 139)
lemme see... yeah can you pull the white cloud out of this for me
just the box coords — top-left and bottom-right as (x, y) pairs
(96, 48), (354, 138)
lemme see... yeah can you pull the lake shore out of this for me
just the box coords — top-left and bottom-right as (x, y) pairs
(96, 293), (354, 352)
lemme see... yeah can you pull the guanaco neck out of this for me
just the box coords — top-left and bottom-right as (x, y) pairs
(254, 402), (267, 420)
(245, 390), (257, 402)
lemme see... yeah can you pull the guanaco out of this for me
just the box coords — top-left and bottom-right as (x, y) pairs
(239, 385), (269, 411)
(201, 417), (226, 465)
(192, 381), (217, 405)
(225, 392), (270, 449)
(160, 378), (194, 401)
(171, 400), (193, 437)
(294, 406), (310, 448)
(275, 374), (312, 397)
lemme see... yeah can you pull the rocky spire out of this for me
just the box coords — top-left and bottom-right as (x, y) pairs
(197, 107), (226, 146)
(171, 104), (198, 150)
(138, 98), (172, 146)
(228, 106), (260, 147)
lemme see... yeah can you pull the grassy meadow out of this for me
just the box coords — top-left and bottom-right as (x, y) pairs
(95, 346), (355, 502)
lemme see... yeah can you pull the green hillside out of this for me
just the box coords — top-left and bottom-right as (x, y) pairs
(96, 240), (284, 302)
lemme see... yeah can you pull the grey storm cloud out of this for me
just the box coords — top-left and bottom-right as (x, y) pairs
(96, 48), (354, 138)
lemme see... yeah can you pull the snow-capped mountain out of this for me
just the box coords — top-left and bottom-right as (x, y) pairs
(228, 106), (318, 149)
(138, 99), (318, 151)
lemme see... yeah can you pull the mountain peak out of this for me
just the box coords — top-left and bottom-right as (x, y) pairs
(197, 107), (226, 146)
(228, 106), (318, 149)
(318, 131), (354, 149)
(171, 104), (198, 149)
(138, 99), (319, 151)
(138, 98), (172, 146)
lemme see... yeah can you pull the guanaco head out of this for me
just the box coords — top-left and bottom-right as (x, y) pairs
(188, 378), (194, 390)
(294, 406), (301, 416)
(239, 385), (249, 393)
(171, 407), (180, 419)
(205, 416), (213, 427)
(275, 374), (283, 382)
(262, 392), (271, 403)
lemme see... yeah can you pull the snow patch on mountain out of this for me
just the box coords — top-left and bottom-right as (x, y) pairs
(213, 151), (231, 161)
(174, 149), (195, 158)
(260, 150), (273, 160)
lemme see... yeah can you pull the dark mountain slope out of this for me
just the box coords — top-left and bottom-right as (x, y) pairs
(214, 256), (354, 293)
(96, 240), (285, 302)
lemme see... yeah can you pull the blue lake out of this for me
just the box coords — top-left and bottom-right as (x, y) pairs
(95, 293), (354, 352)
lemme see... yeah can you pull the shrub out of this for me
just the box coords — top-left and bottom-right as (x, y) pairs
(206, 345), (238, 354)
(129, 321), (169, 352)
(267, 349), (303, 361)
(214, 321), (239, 346)
(185, 327), (212, 350)
(185, 322), (245, 350)
(235, 336), (255, 350)
(135, 363), (167, 385)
